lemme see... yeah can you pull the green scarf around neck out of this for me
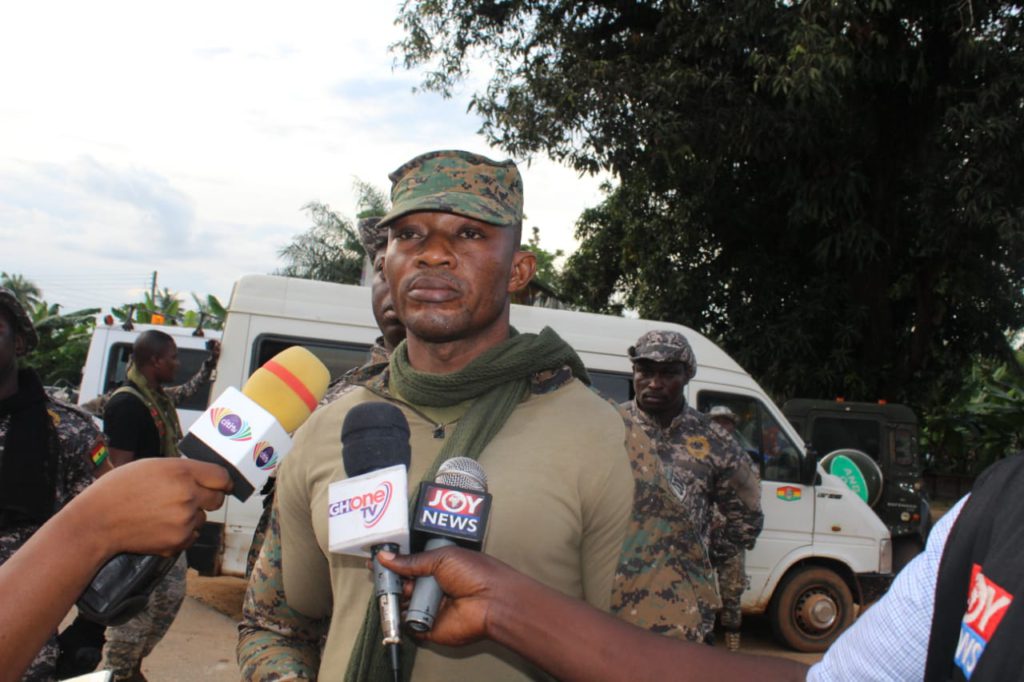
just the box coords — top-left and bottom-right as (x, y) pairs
(124, 362), (182, 458)
(345, 326), (588, 682)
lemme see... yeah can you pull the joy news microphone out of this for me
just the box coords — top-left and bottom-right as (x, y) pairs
(405, 457), (492, 632)
(329, 402), (411, 682)
(76, 346), (330, 626)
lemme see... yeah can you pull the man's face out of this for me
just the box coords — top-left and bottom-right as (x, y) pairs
(371, 253), (406, 350)
(386, 211), (532, 345)
(632, 359), (688, 420)
(153, 343), (180, 384)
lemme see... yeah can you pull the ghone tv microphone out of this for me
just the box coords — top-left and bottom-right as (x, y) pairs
(405, 457), (492, 633)
(76, 346), (329, 626)
(329, 402), (411, 682)
(179, 345), (330, 501)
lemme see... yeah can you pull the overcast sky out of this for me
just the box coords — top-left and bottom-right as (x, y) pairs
(0, 1), (608, 315)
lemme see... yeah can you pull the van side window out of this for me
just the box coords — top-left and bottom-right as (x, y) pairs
(589, 370), (633, 404)
(252, 336), (372, 383)
(103, 342), (214, 411)
(696, 390), (802, 483)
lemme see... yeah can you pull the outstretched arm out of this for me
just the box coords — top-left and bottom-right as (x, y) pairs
(379, 548), (808, 682)
(0, 459), (231, 682)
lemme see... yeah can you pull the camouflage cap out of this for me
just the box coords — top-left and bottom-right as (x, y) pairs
(0, 287), (38, 355)
(357, 216), (388, 261)
(378, 150), (523, 228)
(628, 330), (696, 381)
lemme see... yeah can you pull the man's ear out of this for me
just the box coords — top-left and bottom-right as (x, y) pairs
(13, 334), (25, 357)
(507, 249), (537, 294)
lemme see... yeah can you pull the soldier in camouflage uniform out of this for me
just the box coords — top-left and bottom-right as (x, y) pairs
(244, 216), (407, 577)
(99, 331), (207, 682)
(0, 288), (110, 681)
(621, 330), (763, 642)
(708, 404), (753, 651)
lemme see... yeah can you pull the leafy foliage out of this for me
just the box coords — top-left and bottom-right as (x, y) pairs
(396, 1), (1024, 414)
(1, 272), (42, 308)
(923, 353), (1024, 474)
(21, 300), (99, 389)
(521, 226), (564, 291)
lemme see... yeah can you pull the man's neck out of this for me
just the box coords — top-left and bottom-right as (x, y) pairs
(137, 367), (162, 391)
(406, 323), (511, 374)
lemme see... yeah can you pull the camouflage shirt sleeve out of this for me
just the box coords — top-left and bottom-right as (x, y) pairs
(237, 504), (327, 680)
(164, 362), (214, 405)
(708, 421), (764, 557)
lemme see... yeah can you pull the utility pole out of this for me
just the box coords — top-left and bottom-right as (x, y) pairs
(150, 271), (158, 302)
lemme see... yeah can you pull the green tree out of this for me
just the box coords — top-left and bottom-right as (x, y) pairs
(22, 301), (99, 389)
(275, 201), (365, 284)
(396, 1), (1024, 410)
(1, 272), (42, 308)
(275, 181), (391, 284)
(522, 226), (564, 291)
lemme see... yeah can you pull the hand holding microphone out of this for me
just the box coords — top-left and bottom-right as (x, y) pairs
(406, 457), (492, 633)
(77, 346), (329, 626)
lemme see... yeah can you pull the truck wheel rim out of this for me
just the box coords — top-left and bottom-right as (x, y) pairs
(797, 591), (838, 632)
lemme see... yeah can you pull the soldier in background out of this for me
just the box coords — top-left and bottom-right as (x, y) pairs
(707, 404), (757, 651)
(621, 330), (763, 642)
(0, 288), (111, 681)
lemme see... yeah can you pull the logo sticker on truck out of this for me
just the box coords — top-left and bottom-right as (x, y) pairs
(776, 486), (802, 501)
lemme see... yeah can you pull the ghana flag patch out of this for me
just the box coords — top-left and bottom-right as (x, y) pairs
(90, 440), (109, 467)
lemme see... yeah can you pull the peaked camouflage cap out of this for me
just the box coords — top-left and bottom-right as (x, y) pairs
(378, 150), (523, 228)
(0, 287), (38, 355)
(628, 329), (696, 381)
(357, 216), (388, 261)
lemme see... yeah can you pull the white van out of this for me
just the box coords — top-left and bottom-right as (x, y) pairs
(78, 321), (222, 431)
(83, 275), (892, 651)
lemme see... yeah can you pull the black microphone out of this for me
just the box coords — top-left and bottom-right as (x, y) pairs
(340, 402), (411, 682)
(405, 457), (492, 632)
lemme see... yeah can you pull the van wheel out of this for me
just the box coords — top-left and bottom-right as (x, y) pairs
(769, 566), (855, 652)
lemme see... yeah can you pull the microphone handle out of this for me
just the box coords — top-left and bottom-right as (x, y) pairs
(404, 536), (455, 632)
(372, 543), (403, 646)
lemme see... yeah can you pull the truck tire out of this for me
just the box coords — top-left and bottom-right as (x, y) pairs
(769, 566), (855, 652)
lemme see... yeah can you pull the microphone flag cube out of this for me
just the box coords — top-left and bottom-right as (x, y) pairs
(328, 464), (410, 557)
(179, 387), (292, 501)
(411, 482), (492, 550)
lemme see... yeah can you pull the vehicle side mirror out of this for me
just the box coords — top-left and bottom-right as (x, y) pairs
(801, 448), (818, 486)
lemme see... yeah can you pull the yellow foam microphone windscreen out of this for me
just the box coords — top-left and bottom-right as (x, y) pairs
(242, 346), (330, 433)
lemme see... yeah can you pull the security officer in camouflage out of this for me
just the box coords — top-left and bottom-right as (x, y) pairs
(621, 330), (763, 642)
(0, 288), (110, 681)
(708, 404), (752, 651)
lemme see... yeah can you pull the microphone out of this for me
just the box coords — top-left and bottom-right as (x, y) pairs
(329, 402), (412, 682)
(179, 345), (330, 501)
(405, 457), (492, 632)
(76, 346), (329, 626)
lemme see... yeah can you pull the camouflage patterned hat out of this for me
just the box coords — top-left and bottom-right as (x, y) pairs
(357, 216), (388, 261)
(628, 330), (696, 381)
(378, 150), (523, 228)
(0, 287), (38, 355)
(709, 405), (738, 424)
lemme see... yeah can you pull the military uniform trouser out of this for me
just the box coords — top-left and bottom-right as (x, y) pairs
(717, 551), (746, 630)
(101, 553), (187, 680)
(21, 635), (58, 682)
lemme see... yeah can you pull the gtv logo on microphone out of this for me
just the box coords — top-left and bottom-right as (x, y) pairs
(328, 481), (393, 528)
(413, 483), (491, 544)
